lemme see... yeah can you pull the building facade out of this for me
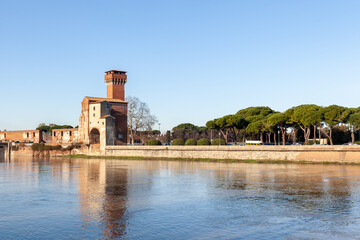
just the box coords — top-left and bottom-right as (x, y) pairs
(0, 130), (43, 143)
(52, 128), (80, 145)
(52, 70), (128, 149)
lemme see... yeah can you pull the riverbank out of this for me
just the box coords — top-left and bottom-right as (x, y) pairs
(64, 153), (360, 165)
(103, 145), (360, 164)
(13, 145), (360, 164)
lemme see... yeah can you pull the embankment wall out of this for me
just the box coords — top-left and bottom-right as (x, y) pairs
(104, 145), (360, 163)
(10, 145), (360, 164)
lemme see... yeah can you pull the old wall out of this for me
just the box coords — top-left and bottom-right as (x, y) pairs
(111, 102), (127, 143)
(103, 145), (360, 163)
(0, 143), (11, 161)
(52, 128), (79, 145)
(0, 145), (4, 161)
(0, 130), (42, 143)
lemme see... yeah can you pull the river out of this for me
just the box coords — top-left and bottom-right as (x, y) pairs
(1, 157), (360, 239)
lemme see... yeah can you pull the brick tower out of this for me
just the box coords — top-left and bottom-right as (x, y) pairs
(105, 70), (127, 100)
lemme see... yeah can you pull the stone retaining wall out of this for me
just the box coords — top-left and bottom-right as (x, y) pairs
(105, 145), (360, 163)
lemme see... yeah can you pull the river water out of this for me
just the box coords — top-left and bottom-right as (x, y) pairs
(1, 157), (360, 239)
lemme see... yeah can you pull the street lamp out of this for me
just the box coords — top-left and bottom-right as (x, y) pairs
(219, 131), (221, 146)
(158, 123), (161, 134)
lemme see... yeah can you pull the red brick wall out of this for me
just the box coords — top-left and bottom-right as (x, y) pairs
(107, 84), (125, 100)
(111, 103), (128, 143)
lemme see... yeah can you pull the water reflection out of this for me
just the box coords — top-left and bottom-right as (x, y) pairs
(2, 157), (360, 239)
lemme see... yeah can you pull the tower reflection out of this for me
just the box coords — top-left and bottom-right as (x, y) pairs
(77, 159), (128, 239)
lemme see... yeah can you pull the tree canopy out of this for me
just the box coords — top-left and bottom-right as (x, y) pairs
(36, 123), (74, 133)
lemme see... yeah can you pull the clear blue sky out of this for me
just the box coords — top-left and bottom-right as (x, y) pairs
(1, 0), (360, 132)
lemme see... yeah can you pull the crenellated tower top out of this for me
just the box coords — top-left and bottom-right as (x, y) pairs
(105, 70), (127, 100)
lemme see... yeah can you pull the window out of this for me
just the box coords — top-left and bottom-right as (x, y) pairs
(33, 132), (35, 137)
(93, 114), (95, 117)
(70, 131), (72, 137)
(54, 132), (56, 137)
(4, 133), (6, 138)
(61, 131), (63, 137)
(93, 107), (95, 110)
(27, 133), (29, 138)
(102, 122), (104, 125)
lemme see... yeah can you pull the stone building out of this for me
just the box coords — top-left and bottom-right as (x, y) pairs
(52, 128), (80, 145)
(53, 70), (128, 149)
(0, 130), (43, 143)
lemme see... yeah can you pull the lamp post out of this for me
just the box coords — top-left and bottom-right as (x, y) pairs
(219, 131), (221, 146)
(159, 123), (161, 134)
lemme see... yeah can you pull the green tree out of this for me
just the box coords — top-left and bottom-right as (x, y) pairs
(347, 113), (360, 143)
(165, 130), (171, 144)
(173, 123), (200, 132)
(320, 105), (350, 145)
(206, 115), (247, 144)
(289, 105), (322, 145)
(172, 123), (207, 140)
(237, 106), (274, 143)
(36, 123), (51, 133)
(206, 117), (229, 143)
(246, 120), (265, 143)
(36, 123), (73, 133)
(236, 106), (274, 121)
(267, 113), (289, 145)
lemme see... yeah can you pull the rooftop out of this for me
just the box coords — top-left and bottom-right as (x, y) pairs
(105, 70), (127, 74)
(83, 96), (127, 103)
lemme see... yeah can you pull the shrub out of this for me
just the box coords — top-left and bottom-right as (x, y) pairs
(211, 138), (226, 145)
(172, 138), (185, 145)
(197, 138), (211, 145)
(185, 138), (197, 145)
(31, 143), (63, 151)
(52, 145), (62, 150)
(146, 139), (162, 145)
(31, 143), (45, 151)
(308, 140), (320, 145)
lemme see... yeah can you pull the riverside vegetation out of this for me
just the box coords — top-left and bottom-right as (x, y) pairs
(167, 105), (360, 146)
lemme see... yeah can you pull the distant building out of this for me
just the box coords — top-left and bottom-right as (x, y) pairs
(0, 130), (43, 143)
(1, 70), (128, 149)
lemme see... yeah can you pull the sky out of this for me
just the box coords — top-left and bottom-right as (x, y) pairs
(1, 0), (360, 132)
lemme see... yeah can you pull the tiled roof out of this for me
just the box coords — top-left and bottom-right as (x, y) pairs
(84, 96), (127, 103)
